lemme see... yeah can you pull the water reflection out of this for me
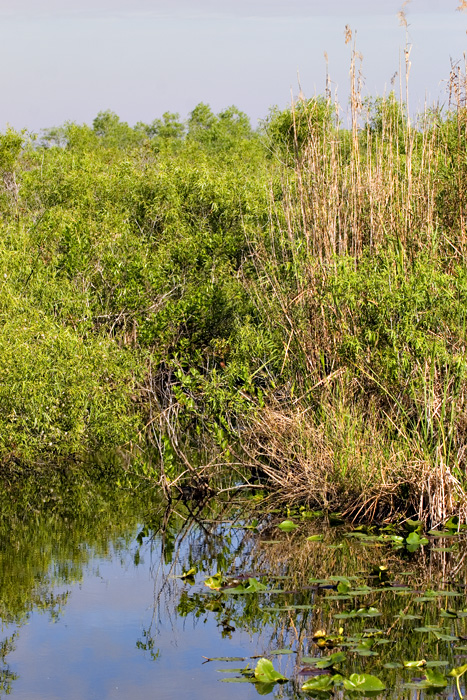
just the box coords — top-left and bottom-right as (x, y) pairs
(1, 468), (467, 699)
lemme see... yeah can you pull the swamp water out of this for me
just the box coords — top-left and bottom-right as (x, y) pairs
(2, 468), (467, 699)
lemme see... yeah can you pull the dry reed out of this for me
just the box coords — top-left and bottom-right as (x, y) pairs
(240, 48), (467, 524)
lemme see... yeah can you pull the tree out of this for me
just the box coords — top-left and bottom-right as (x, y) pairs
(92, 110), (141, 148)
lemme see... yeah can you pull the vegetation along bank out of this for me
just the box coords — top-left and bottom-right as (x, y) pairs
(2, 66), (467, 524)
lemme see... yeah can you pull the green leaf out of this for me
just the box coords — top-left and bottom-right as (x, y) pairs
(405, 519), (423, 533)
(449, 663), (467, 678)
(179, 567), (196, 583)
(444, 515), (460, 531)
(277, 520), (298, 532)
(337, 579), (351, 594)
(316, 652), (347, 669)
(426, 661), (449, 668)
(204, 572), (224, 590)
(434, 631), (459, 641)
(224, 577), (267, 594)
(343, 673), (386, 692)
(301, 675), (335, 692)
(306, 534), (324, 541)
(403, 659), (427, 668)
(254, 658), (288, 684)
(424, 669), (447, 688)
(413, 626), (442, 633)
(406, 531), (428, 547)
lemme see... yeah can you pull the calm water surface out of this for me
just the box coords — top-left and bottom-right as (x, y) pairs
(2, 468), (467, 699)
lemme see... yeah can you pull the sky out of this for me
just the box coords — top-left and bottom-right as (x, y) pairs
(0, 0), (466, 133)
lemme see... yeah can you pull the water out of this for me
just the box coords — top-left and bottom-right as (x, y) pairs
(1, 467), (467, 699)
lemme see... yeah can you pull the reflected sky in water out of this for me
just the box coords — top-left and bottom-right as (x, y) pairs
(5, 532), (264, 700)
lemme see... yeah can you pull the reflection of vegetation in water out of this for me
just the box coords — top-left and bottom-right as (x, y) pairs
(4, 472), (467, 698)
(144, 497), (467, 698)
(0, 634), (18, 696)
(0, 459), (162, 692)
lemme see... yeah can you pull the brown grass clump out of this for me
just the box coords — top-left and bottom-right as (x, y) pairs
(241, 396), (467, 526)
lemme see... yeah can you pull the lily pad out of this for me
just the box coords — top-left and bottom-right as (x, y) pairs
(434, 631), (459, 641)
(342, 673), (386, 692)
(424, 668), (448, 688)
(302, 674), (336, 693)
(315, 652), (347, 669)
(403, 659), (427, 668)
(254, 658), (288, 684)
(223, 577), (267, 594)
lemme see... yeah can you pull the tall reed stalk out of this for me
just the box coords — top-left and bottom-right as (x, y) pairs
(243, 48), (467, 524)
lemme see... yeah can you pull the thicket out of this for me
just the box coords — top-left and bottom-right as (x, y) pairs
(2, 71), (467, 523)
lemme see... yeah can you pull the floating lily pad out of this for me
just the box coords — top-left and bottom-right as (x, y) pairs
(426, 661), (450, 668)
(302, 674), (336, 692)
(414, 626), (443, 633)
(424, 668), (448, 688)
(315, 652), (347, 669)
(434, 632), (459, 641)
(301, 657), (324, 665)
(404, 659), (427, 668)
(343, 673), (386, 692)
(223, 577), (267, 594)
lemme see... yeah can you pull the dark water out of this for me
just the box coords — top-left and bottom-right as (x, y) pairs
(1, 466), (467, 699)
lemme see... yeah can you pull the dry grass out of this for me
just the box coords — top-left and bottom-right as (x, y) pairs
(239, 53), (467, 525)
(240, 397), (467, 526)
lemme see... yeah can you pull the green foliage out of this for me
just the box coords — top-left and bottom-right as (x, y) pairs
(262, 97), (335, 161)
(0, 306), (141, 460)
(187, 102), (258, 153)
(364, 91), (407, 152)
(3, 89), (467, 516)
(0, 128), (23, 173)
(253, 658), (287, 684)
(92, 110), (143, 148)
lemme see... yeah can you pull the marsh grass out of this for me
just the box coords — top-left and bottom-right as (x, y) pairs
(241, 50), (467, 524)
(1, 48), (467, 525)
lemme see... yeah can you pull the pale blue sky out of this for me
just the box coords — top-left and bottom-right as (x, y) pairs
(0, 0), (465, 132)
